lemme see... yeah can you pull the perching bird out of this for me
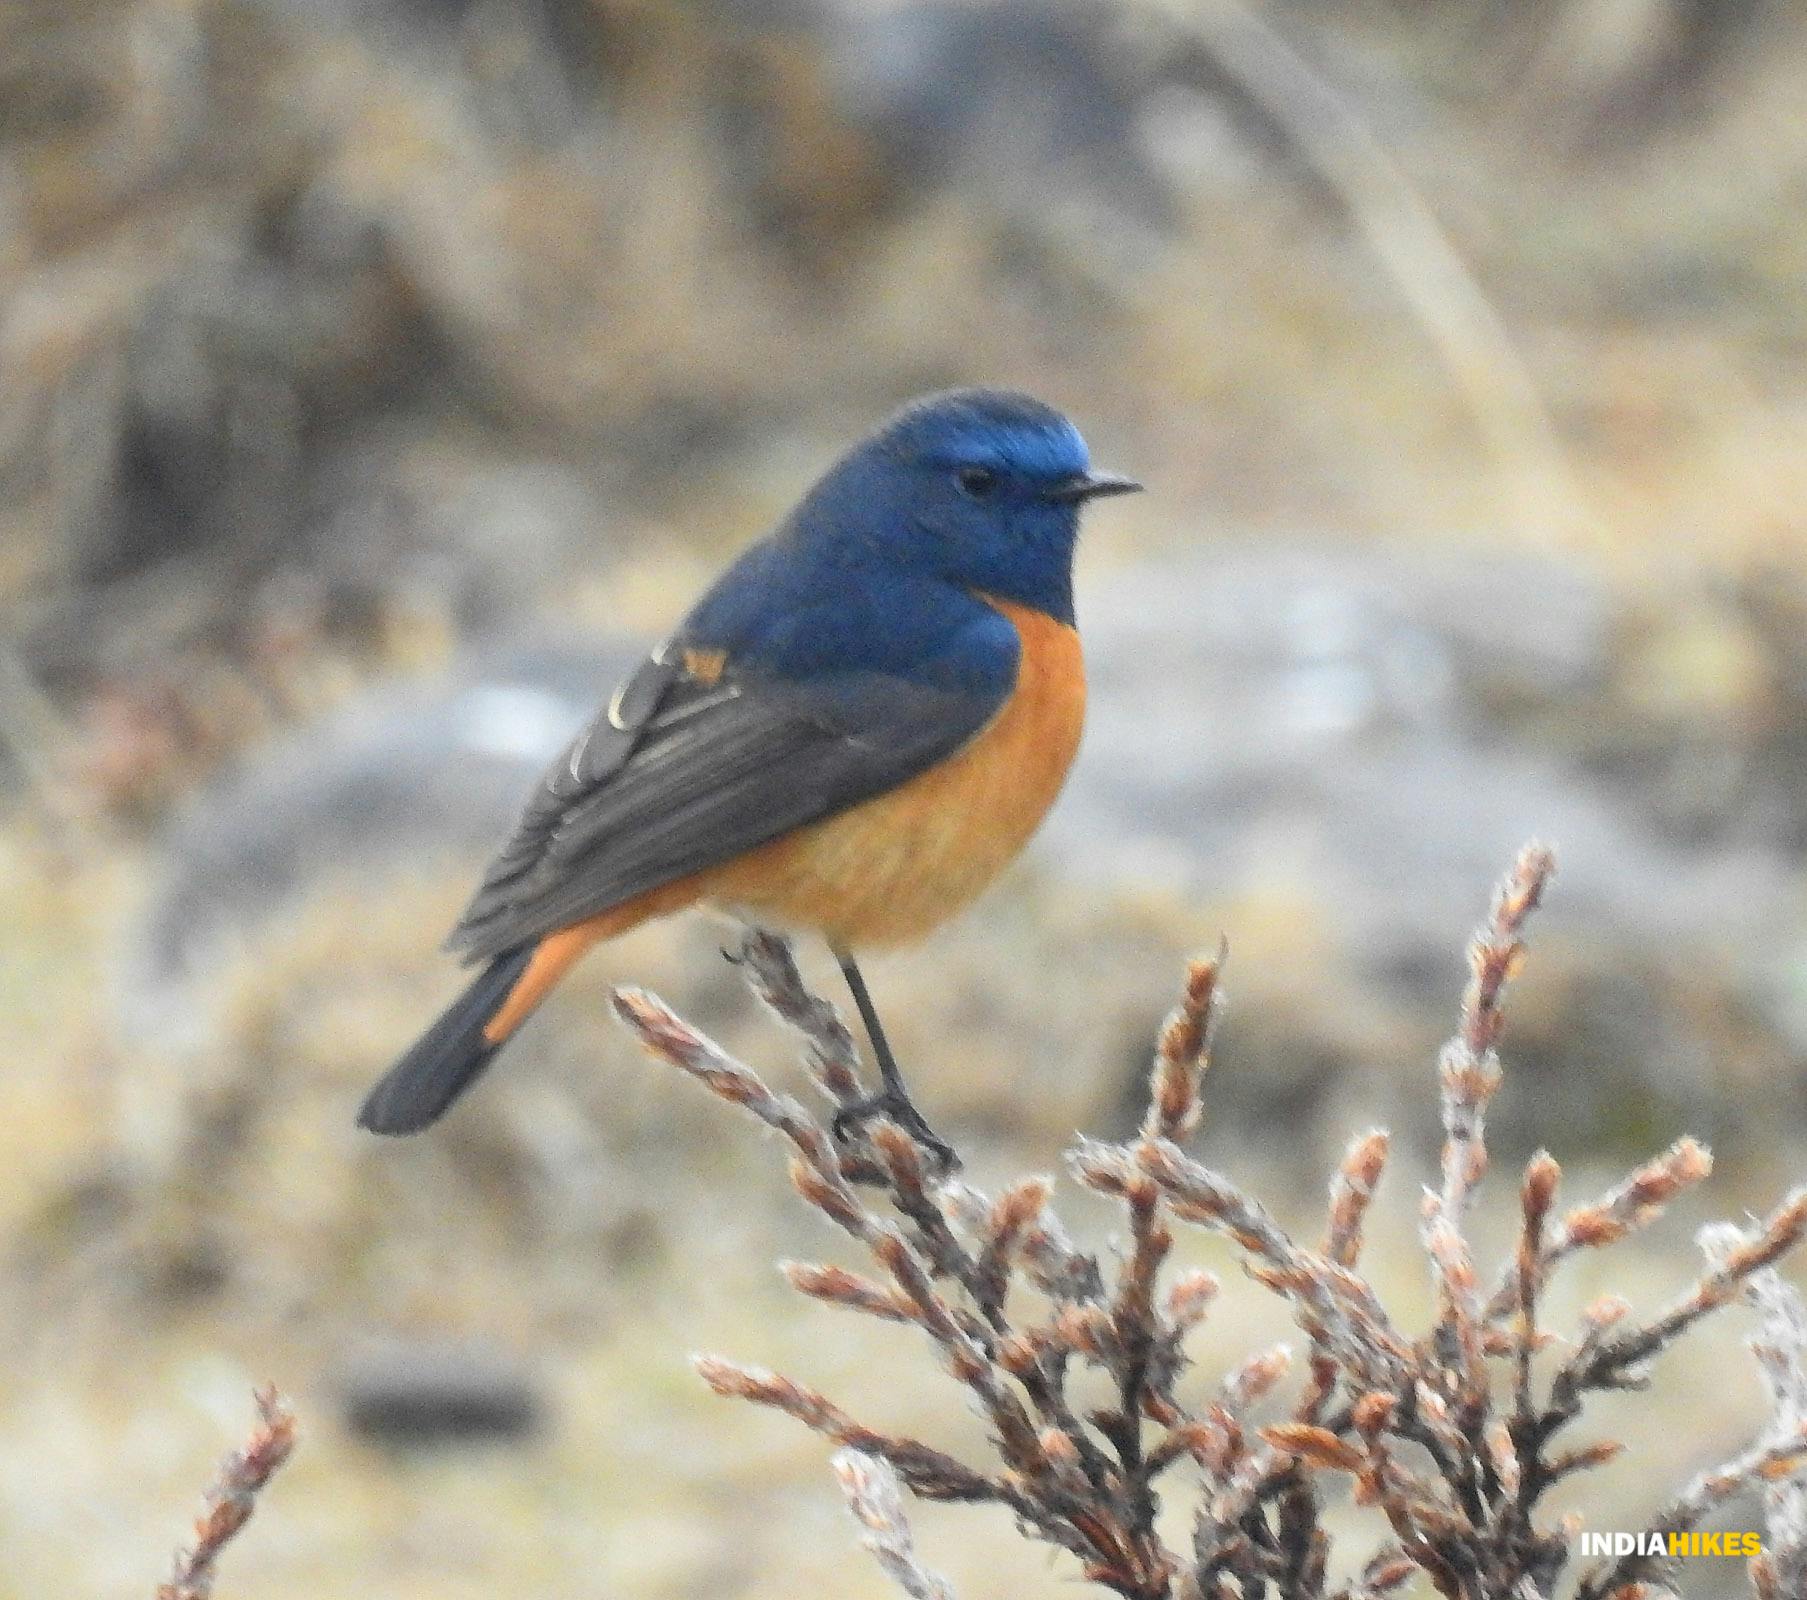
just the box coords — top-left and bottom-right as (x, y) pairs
(357, 389), (1140, 1157)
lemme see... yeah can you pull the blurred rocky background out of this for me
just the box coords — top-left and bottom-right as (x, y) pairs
(5, 0), (1807, 1594)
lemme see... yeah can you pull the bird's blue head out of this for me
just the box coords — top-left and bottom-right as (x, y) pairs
(799, 389), (1140, 625)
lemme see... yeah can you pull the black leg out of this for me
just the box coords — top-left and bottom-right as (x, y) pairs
(831, 953), (957, 1171)
(838, 956), (910, 1101)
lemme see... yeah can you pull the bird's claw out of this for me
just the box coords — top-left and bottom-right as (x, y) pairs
(832, 1092), (959, 1175)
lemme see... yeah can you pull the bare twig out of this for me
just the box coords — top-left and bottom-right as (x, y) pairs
(156, 1385), (296, 1600)
(834, 1449), (958, 1600)
(1142, 944), (1224, 1144)
(1438, 841), (1555, 1232)
(1575, 1428), (1807, 1600)
(1706, 1222), (1807, 1599)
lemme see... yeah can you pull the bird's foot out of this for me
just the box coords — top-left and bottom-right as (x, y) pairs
(832, 1090), (959, 1175)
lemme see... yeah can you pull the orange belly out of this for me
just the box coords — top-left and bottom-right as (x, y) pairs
(482, 596), (1083, 1040)
(705, 596), (1085, 947)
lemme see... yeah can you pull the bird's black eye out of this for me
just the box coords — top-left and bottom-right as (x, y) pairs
(957, 465), (999, 499)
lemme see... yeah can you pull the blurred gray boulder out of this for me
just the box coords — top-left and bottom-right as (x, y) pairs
(1058, 543), (1798, 967)
(337, 1337), (546, 1448)
(126, 638), (634, 1034)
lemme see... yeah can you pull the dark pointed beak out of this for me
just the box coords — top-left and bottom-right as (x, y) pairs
(1050, 470), (1143, 504)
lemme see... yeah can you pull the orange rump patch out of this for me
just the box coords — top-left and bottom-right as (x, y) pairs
(479, 877), (704, 1042)
(682, 647), (728, 685)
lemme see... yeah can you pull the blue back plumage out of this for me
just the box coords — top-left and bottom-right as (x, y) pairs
(683, 390), (1108, 696)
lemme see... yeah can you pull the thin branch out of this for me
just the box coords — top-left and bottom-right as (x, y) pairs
(834, 1450), (958, 1600)
(156, 1385), (296, 1600)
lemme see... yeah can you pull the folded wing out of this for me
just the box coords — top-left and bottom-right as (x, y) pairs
(447, 646), (1011, 961)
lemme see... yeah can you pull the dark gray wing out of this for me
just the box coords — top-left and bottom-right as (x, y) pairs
(446, 651), (1006, 961)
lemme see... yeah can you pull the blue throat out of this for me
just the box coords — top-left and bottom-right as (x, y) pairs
(972, 540), (1076, 625)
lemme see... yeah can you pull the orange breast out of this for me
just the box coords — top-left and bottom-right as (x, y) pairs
(700, 595), (1086, 948)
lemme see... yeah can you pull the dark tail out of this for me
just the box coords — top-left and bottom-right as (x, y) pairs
(358, 946), (535, 1135)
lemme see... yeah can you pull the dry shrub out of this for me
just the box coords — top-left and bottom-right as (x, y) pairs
(617, 848), (1807, 1599)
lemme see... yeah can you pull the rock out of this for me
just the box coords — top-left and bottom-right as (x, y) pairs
(1047, 542), (1806, 1156)
(124, 637), (634, 1039)
(337, 1339), (545, 1447)
(1057, 543), (1796, 949)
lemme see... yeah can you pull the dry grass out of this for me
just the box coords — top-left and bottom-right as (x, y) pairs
(615, 849), (1807, 1599)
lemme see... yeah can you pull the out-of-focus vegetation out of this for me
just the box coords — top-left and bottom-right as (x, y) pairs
(4, 1), (1807, 1595)
(632, 872), (1807, 1600)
